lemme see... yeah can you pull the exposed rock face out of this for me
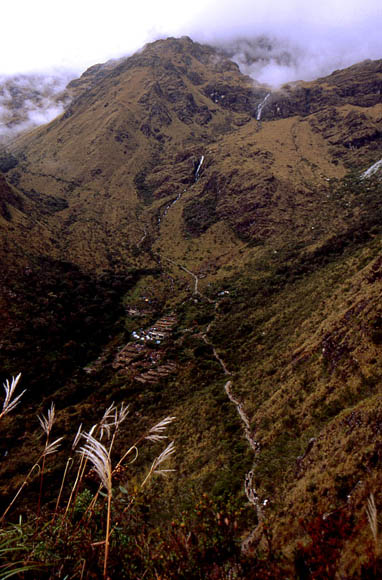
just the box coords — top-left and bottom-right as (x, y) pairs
(263, 59), (382, 120)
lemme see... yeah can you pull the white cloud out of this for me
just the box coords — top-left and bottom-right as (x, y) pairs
(188, 0), (382, 85)
(0, 73), (70, 142)
(0, 0), (381, 85)
(0, 0), (207, 75)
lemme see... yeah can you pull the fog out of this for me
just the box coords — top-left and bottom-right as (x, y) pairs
(1, 0), (381, 82)
(188, 0), (382, 85)
(0, 73), (72, 143)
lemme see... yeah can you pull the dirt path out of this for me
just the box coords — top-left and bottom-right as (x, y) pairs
(153, 164), (264, 543)
(175, 264), (265, 536)
(160, 255), (200, 295)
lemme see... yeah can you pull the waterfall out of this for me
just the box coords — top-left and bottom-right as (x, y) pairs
(256, 93), (270, 121)
(194, 155), (204, 181)
(361, 159), (382, 179)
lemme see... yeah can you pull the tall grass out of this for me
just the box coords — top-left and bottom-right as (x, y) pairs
(0, 374), (25, 421)
(367, 493), (379, 557)
(0, 374), (176, 579)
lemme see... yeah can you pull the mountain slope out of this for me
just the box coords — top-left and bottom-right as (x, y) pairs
(6, 37), (269, 270)
(7, 39), (382, 276)
(1, 37), (382, 577)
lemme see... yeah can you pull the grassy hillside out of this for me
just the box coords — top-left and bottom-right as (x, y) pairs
(0, 37), (382, 578)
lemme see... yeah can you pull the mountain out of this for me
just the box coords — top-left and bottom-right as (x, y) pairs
(1, 36), (382, 578)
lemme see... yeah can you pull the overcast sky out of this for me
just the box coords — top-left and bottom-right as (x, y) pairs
(1, 0), (381, 84)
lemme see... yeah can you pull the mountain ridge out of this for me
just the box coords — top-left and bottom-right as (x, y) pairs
(1, 36), (382, 577)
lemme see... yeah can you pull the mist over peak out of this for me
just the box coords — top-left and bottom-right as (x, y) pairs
(1, 0), (381, 85)
(189, 0), (382, 86)
(214, 36), (302, 87)
(0, 72), (75, 143)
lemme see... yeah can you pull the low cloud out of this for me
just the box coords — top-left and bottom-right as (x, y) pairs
(0, 73), (73, 143)
(186, 0), (382, 85)
(2, 1), (381, 87)
(0, 0), (380, 138)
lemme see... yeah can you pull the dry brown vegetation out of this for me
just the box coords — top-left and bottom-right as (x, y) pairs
(1, 36), (382, 577)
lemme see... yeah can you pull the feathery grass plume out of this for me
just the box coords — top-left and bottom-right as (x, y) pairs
(38, 436), (64, 517)
(70, 407), (129, 533)
(63, 411), (116, 522)
(37, 402), (56, 437)
(87, 404), (128, 488)
(114, 402), (129, 430)
(141, 441), (175, 488)
(88, 423), (97, 437)
(145, 416), (176, 442)
(79, 432), (112, 492)
(72, 423), (83, 450)
(107, 403), (130, 459)
(42, 437), (64, 457)
(0, 373), (25, 420)
(79, 432), (112, 580)
(109, 439), (176, 543)
(99, 402), (117, 440)
(116, 415), (176, 470)
(367, 493), (379, 553)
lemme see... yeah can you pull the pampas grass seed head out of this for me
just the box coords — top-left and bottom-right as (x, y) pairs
(1, 373), (26, 419)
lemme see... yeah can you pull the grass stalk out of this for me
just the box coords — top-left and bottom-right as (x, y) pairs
(79, 432), (113, 579)
(53, 457), (73, 522)
(37, 453), (47, 519)
(62, 452), (87, 521)
(367, 493), (379, 556)
(1, 437), (62, 524)
(0, 464), (40, 524)
(37, 404), (56, 518)
(104, 470), (112, 580)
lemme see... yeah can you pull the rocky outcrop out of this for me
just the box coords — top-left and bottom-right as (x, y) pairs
(262, 60), (382, 121)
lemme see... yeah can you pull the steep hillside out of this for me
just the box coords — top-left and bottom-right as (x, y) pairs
(6, 37), (269, 271)
(1, 37), (382, 578)
(0, 170), (55, 266)
(6, 39), (382, 276)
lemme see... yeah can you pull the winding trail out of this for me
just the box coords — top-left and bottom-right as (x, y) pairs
(224, 381), (260, 455)
(160, 255), (200, 295)
(152, 156), (264, 545)
(202, 329), (231, 376)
